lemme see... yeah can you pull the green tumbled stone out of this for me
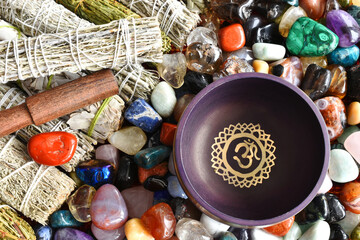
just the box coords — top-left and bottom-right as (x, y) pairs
(286, 17), (339, 57)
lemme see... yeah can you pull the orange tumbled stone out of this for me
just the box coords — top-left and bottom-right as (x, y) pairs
(138, 162), (169, 184)
(28, 131), (77, 166)
(263, 216), (295, 237)
(160, 123), (177, 146)
(299, 0), (326, 20)
(141, 203), (176, 240)
(218, 23), (245, 52)
(340, 182), (360, 214)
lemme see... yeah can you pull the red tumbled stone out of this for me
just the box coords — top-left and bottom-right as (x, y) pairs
(141, 203), (176, 240)
(138, 162), (169, 184)
(160, 123), (177, 146)
(264, 216), (295, 237)
(218, 23), (246, 52)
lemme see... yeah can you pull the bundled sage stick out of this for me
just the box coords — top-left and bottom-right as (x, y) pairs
(0, 84), (96, 172)
(0, 204), (36, 240)
(0, 0), (92, 36)
(117, 0), (200, 48)
(56, 0), (172, 52)
(0, 135), (76, 225)
(0, 17), (162, 83)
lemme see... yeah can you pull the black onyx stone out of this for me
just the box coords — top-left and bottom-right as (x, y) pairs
(347, 64), (360, 101)
(253, 23), (285, 45)
(243, 14), (268, 46)
(143, 176), (168, 192)
(300, 64), (332, 100)
(228, 227), (250, 240)
(175, 83), (192, 99)
(114, 155), (139, 191)
(253, 0), (289, 21)
(184, 71), (213, 94)
(326, 193), (346, 223)
(271, 64), (284, 77)
(170, 198), (202, 221)
(329, 223), (349, 240)
(296, 194), (330, 225)
(147, 129), (162, 148)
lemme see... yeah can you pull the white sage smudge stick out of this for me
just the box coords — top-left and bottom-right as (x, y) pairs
(0, 135), (76, 225)
(115, 64), (160, 102)
(0, 203), (36, 240)
(0, 17), (163, 83)
(0, 0), (92, 37)
(0, 84), (96, 172)
(67, 95), (125, 141)
(117, 0), (200, 48)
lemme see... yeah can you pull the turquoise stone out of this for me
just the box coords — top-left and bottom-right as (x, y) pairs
(134, 146), (171, 169)
(50, 210), (83, 228)
(219, 232), (237, 240)
(337, 126), (360, 144)
(286, 17), (339, 56)
(328, 45), (360, 67)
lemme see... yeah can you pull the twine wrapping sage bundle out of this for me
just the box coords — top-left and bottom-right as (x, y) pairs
(0, 204), (36, 240)
(0, 0), (92, 37)
(0, 135), (76, 225)
(0, 84), (96, 172)
(117, 0), (201, 48)
(0, 17), (163, 83)
(55, 0), (171, 52)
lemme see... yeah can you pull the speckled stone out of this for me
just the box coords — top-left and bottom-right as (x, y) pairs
(124, 98), (162, 133)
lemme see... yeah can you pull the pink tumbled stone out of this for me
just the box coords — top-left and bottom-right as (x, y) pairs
(91, 223), (125, 240)
(96, 144), (121, 170)
(90, 184), (128, 230)
(121, 186), (154, 218)
(345, 132), (360, 164)
(318, 173), (333, 194)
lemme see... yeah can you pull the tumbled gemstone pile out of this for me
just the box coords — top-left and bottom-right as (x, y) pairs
(24, 0), (360, 240)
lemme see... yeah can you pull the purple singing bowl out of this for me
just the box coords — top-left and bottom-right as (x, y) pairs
(174, 72), (330, 227)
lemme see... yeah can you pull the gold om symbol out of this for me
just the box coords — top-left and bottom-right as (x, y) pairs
(233, 139), (261, 169)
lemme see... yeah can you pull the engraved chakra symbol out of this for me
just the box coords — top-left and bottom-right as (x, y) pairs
(211, 123), (276, 188)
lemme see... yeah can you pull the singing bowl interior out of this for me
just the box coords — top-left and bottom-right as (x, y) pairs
(174, 73), (329, 227)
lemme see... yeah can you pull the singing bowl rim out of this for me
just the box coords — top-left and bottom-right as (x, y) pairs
(174, 72), (330, 227)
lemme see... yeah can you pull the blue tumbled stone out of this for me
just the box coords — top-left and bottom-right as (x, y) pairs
(153, 189), (173, 205)
(33, 225), (53, 240)
(134, 145), (171, 169)
(76, 159), (115, 188)
(167, 175), (188, 199)
(125, 98), (162, 132)
(328, 45), (360, 67)
(50, 210), (83, 228)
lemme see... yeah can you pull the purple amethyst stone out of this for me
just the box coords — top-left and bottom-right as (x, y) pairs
(54, 228), (94, 240)
(326, 10), (360, 47)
